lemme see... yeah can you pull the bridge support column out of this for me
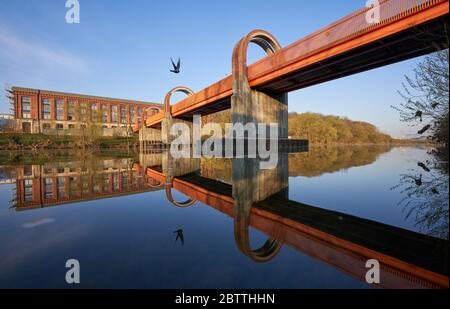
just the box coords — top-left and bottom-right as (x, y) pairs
(231, 30), (288, 140)
(161, 118), (193, 144)
(162, 86), (195, 145)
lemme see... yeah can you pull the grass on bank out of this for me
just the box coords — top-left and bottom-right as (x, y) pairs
(0, 133), (138, 150)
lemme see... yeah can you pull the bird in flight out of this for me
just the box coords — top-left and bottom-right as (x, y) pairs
(170, 57), (181, 74)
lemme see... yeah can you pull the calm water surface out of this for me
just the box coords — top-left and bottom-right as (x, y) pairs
(0, 146), (448, 288)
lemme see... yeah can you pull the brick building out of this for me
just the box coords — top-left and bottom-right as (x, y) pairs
(10, 86), (162, 135)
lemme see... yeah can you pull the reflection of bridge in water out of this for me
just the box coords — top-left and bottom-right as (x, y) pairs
(136, 152), (449, 289)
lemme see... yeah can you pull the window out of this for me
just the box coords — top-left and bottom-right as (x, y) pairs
(101, 104), (108, 122)
(81, 175), (89, 194)
(111, 105), (118, 123)
(68, 124), (75, 129)
(102, 174), (110, 191)
(91, 103), (98, 122)
(58, 177), (66, 198)
(120, 106), (127, 123)
(24, 179), (33, 201)
(69, 176), (80, 196)
(137, 107), (143, 123)
(56, 99), (64, 120)
(44, 178), (53, 199)
(130, 106), (135, 122)
(22, 97), (31, 119)
(68, 100), (76, 121)
(42, 98), (51, 120)
(80, 102), (87, 122)
(43, 123), (51, 129)
(56, 123), (64, 130)
(112, 173), (119, 190)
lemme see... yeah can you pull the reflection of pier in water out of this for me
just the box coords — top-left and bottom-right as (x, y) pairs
(136, 152), (449, 289)
(11, 158), (163, 211)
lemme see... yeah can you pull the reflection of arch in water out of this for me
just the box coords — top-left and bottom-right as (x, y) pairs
(164, 86), (195, 118)
(165, 176), (197, 208)
(146, 176), (164, 188)
(234, 211), (283, 262)
(233, 189), (283, 262)
(145, 172), (196, 207)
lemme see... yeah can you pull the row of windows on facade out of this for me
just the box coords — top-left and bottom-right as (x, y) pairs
(20, 97), (145, 123)
(22, 172), (139, 201)
(41, 123), (130, 130)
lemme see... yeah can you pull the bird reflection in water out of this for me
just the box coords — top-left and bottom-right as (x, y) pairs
(174, 229), (184, 246)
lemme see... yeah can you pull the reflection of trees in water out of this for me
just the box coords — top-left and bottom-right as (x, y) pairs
(199, 146), (393, 181)
(392, 148), (449, 240)
(288, 145), (392, 177)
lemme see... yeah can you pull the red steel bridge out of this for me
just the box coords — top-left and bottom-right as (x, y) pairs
(133, 0), (448, 134)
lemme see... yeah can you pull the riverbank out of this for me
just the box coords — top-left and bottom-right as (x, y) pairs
(0, 148), (138, 165)
(0, 133), (138, 151)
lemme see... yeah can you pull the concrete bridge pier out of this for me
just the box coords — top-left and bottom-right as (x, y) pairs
(231, 30), (288, 142)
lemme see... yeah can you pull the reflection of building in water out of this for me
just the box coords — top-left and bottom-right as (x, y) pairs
(138, 152), (449, 289)
(13, 158), (163, 211)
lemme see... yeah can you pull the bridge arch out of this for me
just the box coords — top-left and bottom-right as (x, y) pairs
(164, 86), (195, 118)
(231, 29), (288, 139)
(145, 106), (162, 116)
(232, 29), (284, 99)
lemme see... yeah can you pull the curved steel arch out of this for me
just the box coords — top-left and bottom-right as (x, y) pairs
(145, 106), (162, 115)
(164, 86), (195, 118)
(232, 29), (283, 95)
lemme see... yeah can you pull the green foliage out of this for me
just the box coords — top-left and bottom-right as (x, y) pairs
(0, 133), (137, 150)
(288, 112), (393, 144)
(95, 136), (138, 148)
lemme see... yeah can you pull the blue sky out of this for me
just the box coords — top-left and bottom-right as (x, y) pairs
(0, 0), (426, 137)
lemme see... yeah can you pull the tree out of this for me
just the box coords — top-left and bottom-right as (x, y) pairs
(393, 48), (449, 145)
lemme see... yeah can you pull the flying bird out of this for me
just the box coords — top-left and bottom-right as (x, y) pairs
(170, 57), (181, 74)
(431, 102), (440, 109)
(417, 162), (431, 172)
(415, 110), (423, 122)
(418, 124), (431, 135)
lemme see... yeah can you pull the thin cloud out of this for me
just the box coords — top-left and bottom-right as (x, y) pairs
(0, 27), (88, 74)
